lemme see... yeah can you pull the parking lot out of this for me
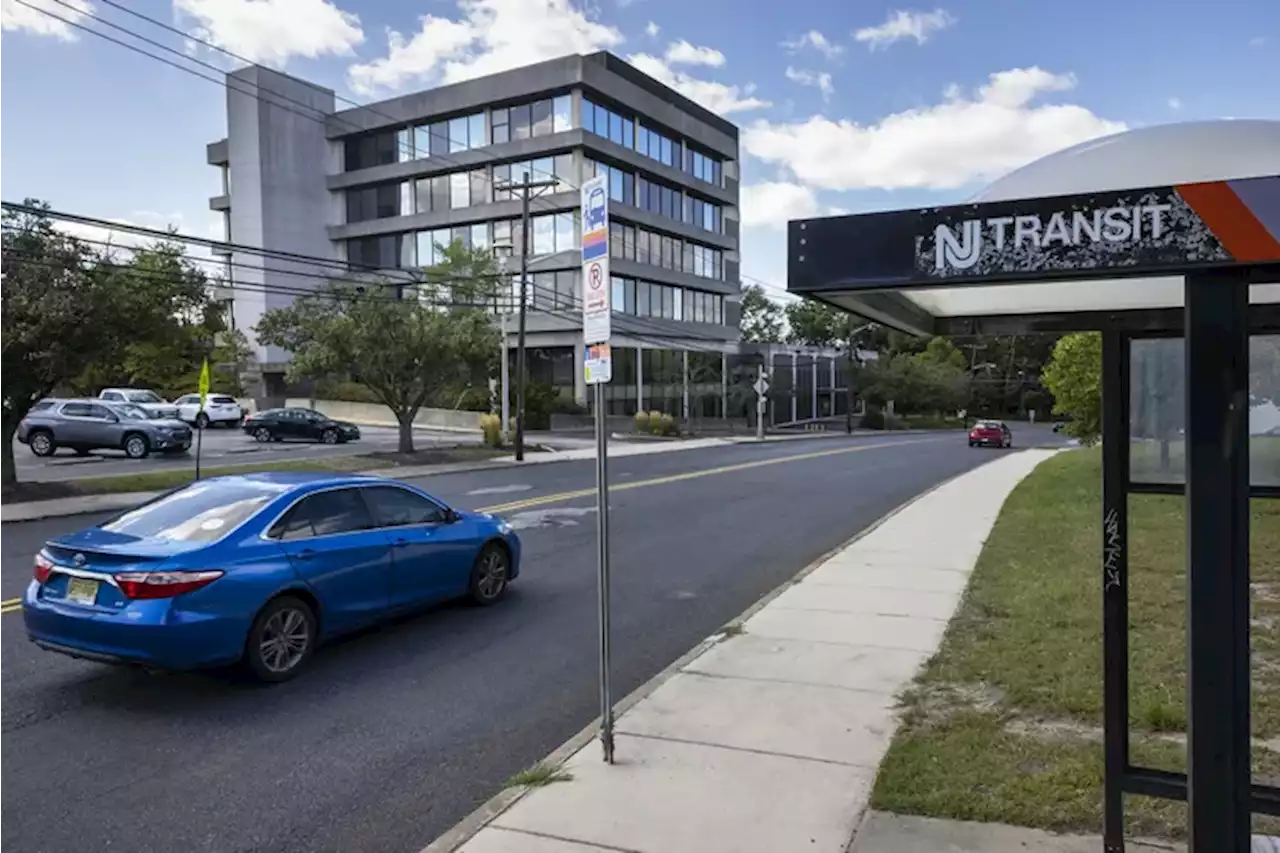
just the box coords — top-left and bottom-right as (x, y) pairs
(11, 423), (482, 482)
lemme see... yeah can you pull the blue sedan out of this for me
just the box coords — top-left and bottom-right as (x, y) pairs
(23, 472), (521, 682)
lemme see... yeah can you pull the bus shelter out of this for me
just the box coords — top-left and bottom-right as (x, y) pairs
(786, 135), (1280, 852)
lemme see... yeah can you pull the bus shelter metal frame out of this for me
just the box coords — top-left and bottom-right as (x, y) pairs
(786, 176), (1280, 853)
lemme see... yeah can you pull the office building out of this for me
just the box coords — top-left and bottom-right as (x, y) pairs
(207, 52), (742, 416)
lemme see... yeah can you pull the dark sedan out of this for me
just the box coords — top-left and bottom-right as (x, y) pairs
(242, 408), (361, 445)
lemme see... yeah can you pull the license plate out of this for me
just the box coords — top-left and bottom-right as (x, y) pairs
(65, 577), (99, 606)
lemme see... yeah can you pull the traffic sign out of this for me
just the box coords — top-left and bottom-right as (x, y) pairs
(753, 375), (770, 396)
(581, 174), (611, 344)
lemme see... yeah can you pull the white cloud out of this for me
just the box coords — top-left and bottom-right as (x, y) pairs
(627, 52), (769, 115)
(854, 8), (954, 50)
(175, 0), (364, 67)
(663, 39), (724, 68)
(1167, 96), (1183, 110)
(785, 67), (833, 101)
(781, 29), (843, 60)
(348, 0), (622, 95)
(740, 182), (821, 229)
(742, 67), (1125, 192)
(644, 21), (659, 37)
(1, 0), (91, 42)
(1248, 36), (1268, 48)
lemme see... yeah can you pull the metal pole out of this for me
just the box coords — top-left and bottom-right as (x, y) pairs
(515, 175), (531, 462)
(594, 379), (615, 763)
(1184, 270), (1251, 853)
(195, 422), (203, 480)
(1100, 331), (1130, 853)
(756, 363), (766, 441)
(500, 312), (510, 446)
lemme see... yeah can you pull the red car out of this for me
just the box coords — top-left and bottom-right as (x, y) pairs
(969, 420), (1012, 449)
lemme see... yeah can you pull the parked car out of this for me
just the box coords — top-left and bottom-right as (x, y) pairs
(969, 419), (1013, 449)
(242, 408), (361, 444)
(173, 393), (244, 429)
(98, 388), (180, 420)
(22, 473), (521, 681)
(17, 399), (193, 459)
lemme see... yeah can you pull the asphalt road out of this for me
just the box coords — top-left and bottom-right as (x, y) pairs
(0, 426), (1065, 853)
(10, 425), (486, 483)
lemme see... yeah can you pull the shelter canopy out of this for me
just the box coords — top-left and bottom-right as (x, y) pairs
(786, 120), (1280, 334)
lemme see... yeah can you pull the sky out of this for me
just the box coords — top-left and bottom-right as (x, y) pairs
(2, 0), (1278, 305)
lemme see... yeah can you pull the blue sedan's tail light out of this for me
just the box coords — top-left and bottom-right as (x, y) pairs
(34, 553), (54, 584)
(116, 570), (225, 600)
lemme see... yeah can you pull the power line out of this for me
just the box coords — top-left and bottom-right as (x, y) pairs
(15, 0), (791, 309)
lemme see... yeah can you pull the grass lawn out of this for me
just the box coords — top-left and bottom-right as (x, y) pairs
(1, 446), (508, 504)
(871, 448), (1280, 840)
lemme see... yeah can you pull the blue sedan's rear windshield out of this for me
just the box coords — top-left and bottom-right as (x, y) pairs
(101, 481), (292, 543)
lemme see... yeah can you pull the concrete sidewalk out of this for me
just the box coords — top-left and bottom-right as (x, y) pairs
(435, 449), (1058, 853)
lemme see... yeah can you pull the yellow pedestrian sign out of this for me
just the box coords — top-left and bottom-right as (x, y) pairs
(198, 358), (210, 409)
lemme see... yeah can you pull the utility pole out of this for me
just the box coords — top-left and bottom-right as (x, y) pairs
(498, 173), (559, 461)
(490, 244), (514, 446)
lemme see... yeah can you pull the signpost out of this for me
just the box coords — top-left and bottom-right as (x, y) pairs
(581, 174), (615, 764)
(195, 357), (210, 480)
(754, 367), (769, 441)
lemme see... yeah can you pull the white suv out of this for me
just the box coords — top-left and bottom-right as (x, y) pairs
(98, 388), (179, 420)
(173, 393), (244, 428)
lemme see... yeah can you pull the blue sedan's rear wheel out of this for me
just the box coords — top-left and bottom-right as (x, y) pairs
(468, 544), (510, 606)
(245, 596), (317, 683)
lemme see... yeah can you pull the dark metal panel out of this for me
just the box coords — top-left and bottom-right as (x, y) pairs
(1128, 482), (1280, 499)
(1184, 269), (1253, 853)
(1123, 767), (1280, 817)
(1101, 332), (1130, 853)
(813, 292), (936, 337)
(936, 300), (1280, 336)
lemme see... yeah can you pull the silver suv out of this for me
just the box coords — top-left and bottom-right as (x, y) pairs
(17, 399), (193, 459)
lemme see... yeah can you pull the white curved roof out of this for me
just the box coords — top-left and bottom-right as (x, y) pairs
(975, 119), (1280, 202)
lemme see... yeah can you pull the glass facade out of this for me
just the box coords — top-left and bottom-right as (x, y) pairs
(583, 96), (723, 188)
(585, 158), (722, 235)
(609, 221), (722, 281)
(609, 275), (723, 325)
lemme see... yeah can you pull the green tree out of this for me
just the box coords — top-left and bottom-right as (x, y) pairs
(255, 242), (501, 453)
(1042, 332), (1102, 445)
(739, 284), (784, 343)
(2, 202), (226, 484)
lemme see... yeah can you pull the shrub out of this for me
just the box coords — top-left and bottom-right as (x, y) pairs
(648, 411), (666, 435)
(657, 413), (679, 436)
(479, 413), (504, 448)
(634, 411), (651, 433)
(860, 407), (886, 430)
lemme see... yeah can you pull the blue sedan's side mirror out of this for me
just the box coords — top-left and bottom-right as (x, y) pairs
(442, 507), (459, 524)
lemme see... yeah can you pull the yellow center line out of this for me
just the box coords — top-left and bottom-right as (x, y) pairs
(475, 437), (943, 515)
(0, 437), (943, 617)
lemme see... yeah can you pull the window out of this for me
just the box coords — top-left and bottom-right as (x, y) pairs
(510, 103), (532, 140)
(109, 480), (290, 543)
(554, 212), (574, 252)
(554, 153), (574, 192)
(414, 126), (431, 159)
(492, 108), (510, 144)
(661, 285), (674, 320)
(553, 95), (572, 132)
(582, 99), (596, 134)
(622, 118), (634, 150)
(397, 129), (412, 163)
(635, 228), (650, 264)
(623, 225), (635, 261)
(344, 131), (398, 170)
(636, 280), (651, 317)
(449, 117), (468, 153)
(470, 169), (489, 205)
(450, 172), (470, 208)
(531, 99), (553, 137)
(532, 157), (554, 185)
(429, 122), (450, 157)
(274, 488), (374, 540)
(610, 222), (624, 259)
(608, 112), (622, 145)
(611, 276), (625, 313)
(532, 214), (555, 255)
(471, 222), (490, 251)
(468, 113), (485, 149)
(61, 402), (91, 417)
(414, 177), (434, 213)
(660, 136), (673, 167)
(375, 184), (400, 218)
(363, 486), (446, 527)
(349, 235), (401, 269)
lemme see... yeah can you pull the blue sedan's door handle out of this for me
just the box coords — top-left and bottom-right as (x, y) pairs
(391, 537), (411, 548)
(296, 548), (316, 561)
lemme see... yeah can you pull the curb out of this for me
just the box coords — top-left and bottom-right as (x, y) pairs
(0, 434), (865, 524)
(418, 456), (993, 853)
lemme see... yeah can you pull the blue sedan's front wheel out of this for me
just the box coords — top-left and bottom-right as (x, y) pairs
(468, 544), (510, 606)
(245, 596), (317, 683)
